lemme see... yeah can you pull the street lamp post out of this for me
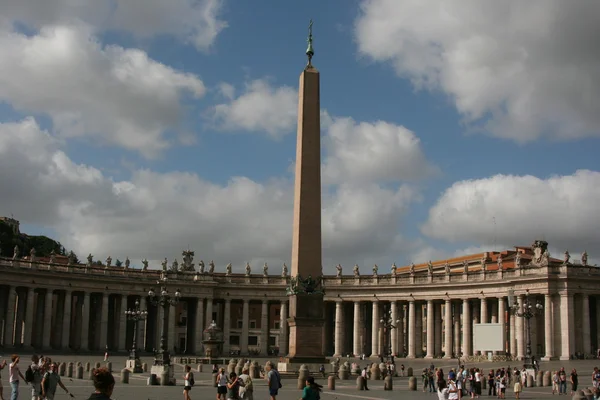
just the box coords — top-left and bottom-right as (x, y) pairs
(124, 299), (147, 373)
(379, 304), (400, 361)
(147, 277), (181, 367)
(508, 289), (543, 369)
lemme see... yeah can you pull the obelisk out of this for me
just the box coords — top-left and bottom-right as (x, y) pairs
(286, 20), (327, 363)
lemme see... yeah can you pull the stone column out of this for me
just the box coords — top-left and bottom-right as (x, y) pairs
(542, 294), (554, 360)
(260, 300), (269, 356)
(241, 299), (249, 354)
(462, 299), (471, 356)
(138, 296), (147, 351)
(516, 295), (525, 359)
(168, 304), (176, 352)
(454, 318), (461, 357)
(81, 292), (90, 351)
(23, 288), (35, 348)
(42, 289), (54, 349)
(61, 291), (72, 350)
(559, 294), (574, 360)
(582, 294), (591, 355)
(480, 297), (488, 324)
(444, 299), (452, 358)
(390, 301), (398, 356)
(334, 300), (344, 357)
(222, 299), (231, 354)
(498, 297), (505, 353)
(194, 298), (204, 355)
(397, 303), (405, 357)
(425, 300), (435, 358)
(155, 305), (163, 350)
(99, 294), (109, 350)
(407, 300), (416, 358)
(118, 295), (127, 351)
(353, 301), (361, 356)
(205, 298), (213, 327)
(371, 301), (379, 356)
(279, 301), (288, 356)
(509, 312), (516, 356)
(3, 287), (17, 347)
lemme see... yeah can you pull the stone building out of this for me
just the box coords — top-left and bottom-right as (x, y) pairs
(0, 240), (596, 361)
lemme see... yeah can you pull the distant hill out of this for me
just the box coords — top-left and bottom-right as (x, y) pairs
(0, 220), (72, 259)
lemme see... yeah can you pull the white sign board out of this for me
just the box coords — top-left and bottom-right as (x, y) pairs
(473, 323), (504, 352)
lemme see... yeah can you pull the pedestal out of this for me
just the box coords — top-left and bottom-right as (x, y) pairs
(126, 358), (143, 373)
(149, 365), (176, 385)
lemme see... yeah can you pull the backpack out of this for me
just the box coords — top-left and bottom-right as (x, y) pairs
(189, 372), (195, 387)
(25, 366), (35, 383)
(245, 376), (253, 391)
(275, 371), (282, 388)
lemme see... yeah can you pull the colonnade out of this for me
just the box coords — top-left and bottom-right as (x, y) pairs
(327, 293), (600, 360)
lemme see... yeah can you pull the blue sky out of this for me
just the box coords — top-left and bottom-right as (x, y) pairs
(1, 0), (599, 271)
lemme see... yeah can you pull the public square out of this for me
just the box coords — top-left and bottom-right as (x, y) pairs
(3, 353), (598, 399)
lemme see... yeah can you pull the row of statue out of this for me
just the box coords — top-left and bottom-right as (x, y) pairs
(5, 245), (593, 275)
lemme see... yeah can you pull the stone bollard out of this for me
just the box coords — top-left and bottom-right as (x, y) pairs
(149, 374), (158, 386)
(543, 371), (551, 387)
(351, 365), (361, 375)
(482, 378), (486, 390)
(338, 364), (349, 380)
(106, 362), (112, 373)
(227, 360), (236, 374)
(328, 375), (335, 390)
(356, 376), (365, 390)
(212, 373), (218, 387)
(95, 362), (101, 369)
(59, 363), (66, 376)
(370, 363), (381, 380)
(121, 368), (129, 384)
(160, 371), (169, 386)
(384, 375), (393, 391)
(408, 376), (417, 391)
(235, 360), (244, 376)
(76, 365), (84, 379)
(67, 363), (74, 378)
(298, 364), (310, 390)
(85, 362), (91, 372)
(249, 364), (258, 379)
(407, 367), (413, 377)
(198, 364), (203, 372)
(142, 363), (148, 372)
(252, 362), (260, 379)
(89, 369), (95, 380)
(536, 371), (543, 387)
(527, 374), (534, 387)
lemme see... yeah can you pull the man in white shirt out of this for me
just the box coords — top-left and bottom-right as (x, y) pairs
(361, 367), (370, 391)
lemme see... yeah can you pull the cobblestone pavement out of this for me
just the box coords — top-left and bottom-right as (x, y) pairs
(2, 353), (598, 400)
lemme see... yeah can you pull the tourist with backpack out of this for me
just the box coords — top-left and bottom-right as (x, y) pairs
(25, 355), (43, 400)
(183, 365), (194, 400)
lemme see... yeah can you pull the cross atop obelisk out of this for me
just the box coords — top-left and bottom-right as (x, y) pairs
(285, 20), (326, 363)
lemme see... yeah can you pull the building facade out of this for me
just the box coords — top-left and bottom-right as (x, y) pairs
(0, 240), (596, 360)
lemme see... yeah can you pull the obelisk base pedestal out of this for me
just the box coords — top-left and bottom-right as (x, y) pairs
(278, 315), (328, 372)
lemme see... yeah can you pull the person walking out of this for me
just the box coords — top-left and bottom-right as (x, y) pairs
(361, 367), (369, 390)
(8, 355), (25, 400)
(265, 362), (281, 400)
(183, 365), (193, 400)
(216, 368), (228, 400)
(41, 363), (72, 400)
(0, 358), (6, 400)
(570, 369), (578, 395)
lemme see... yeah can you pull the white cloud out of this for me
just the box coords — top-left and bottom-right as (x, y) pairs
(0, 118), (420, 272)
(421, 170), (600, 257)
(212, 79), (298, 138)
(2, 0), (226, 51)
(0, 24), (205, 157)
(323, 117), (438, 184)
(355, 0), (600, 142)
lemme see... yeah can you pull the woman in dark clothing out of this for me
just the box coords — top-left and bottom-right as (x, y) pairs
(488, 369), (496, 396)
(570, 369), (578, 395)
(87, 368), (115, 400)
